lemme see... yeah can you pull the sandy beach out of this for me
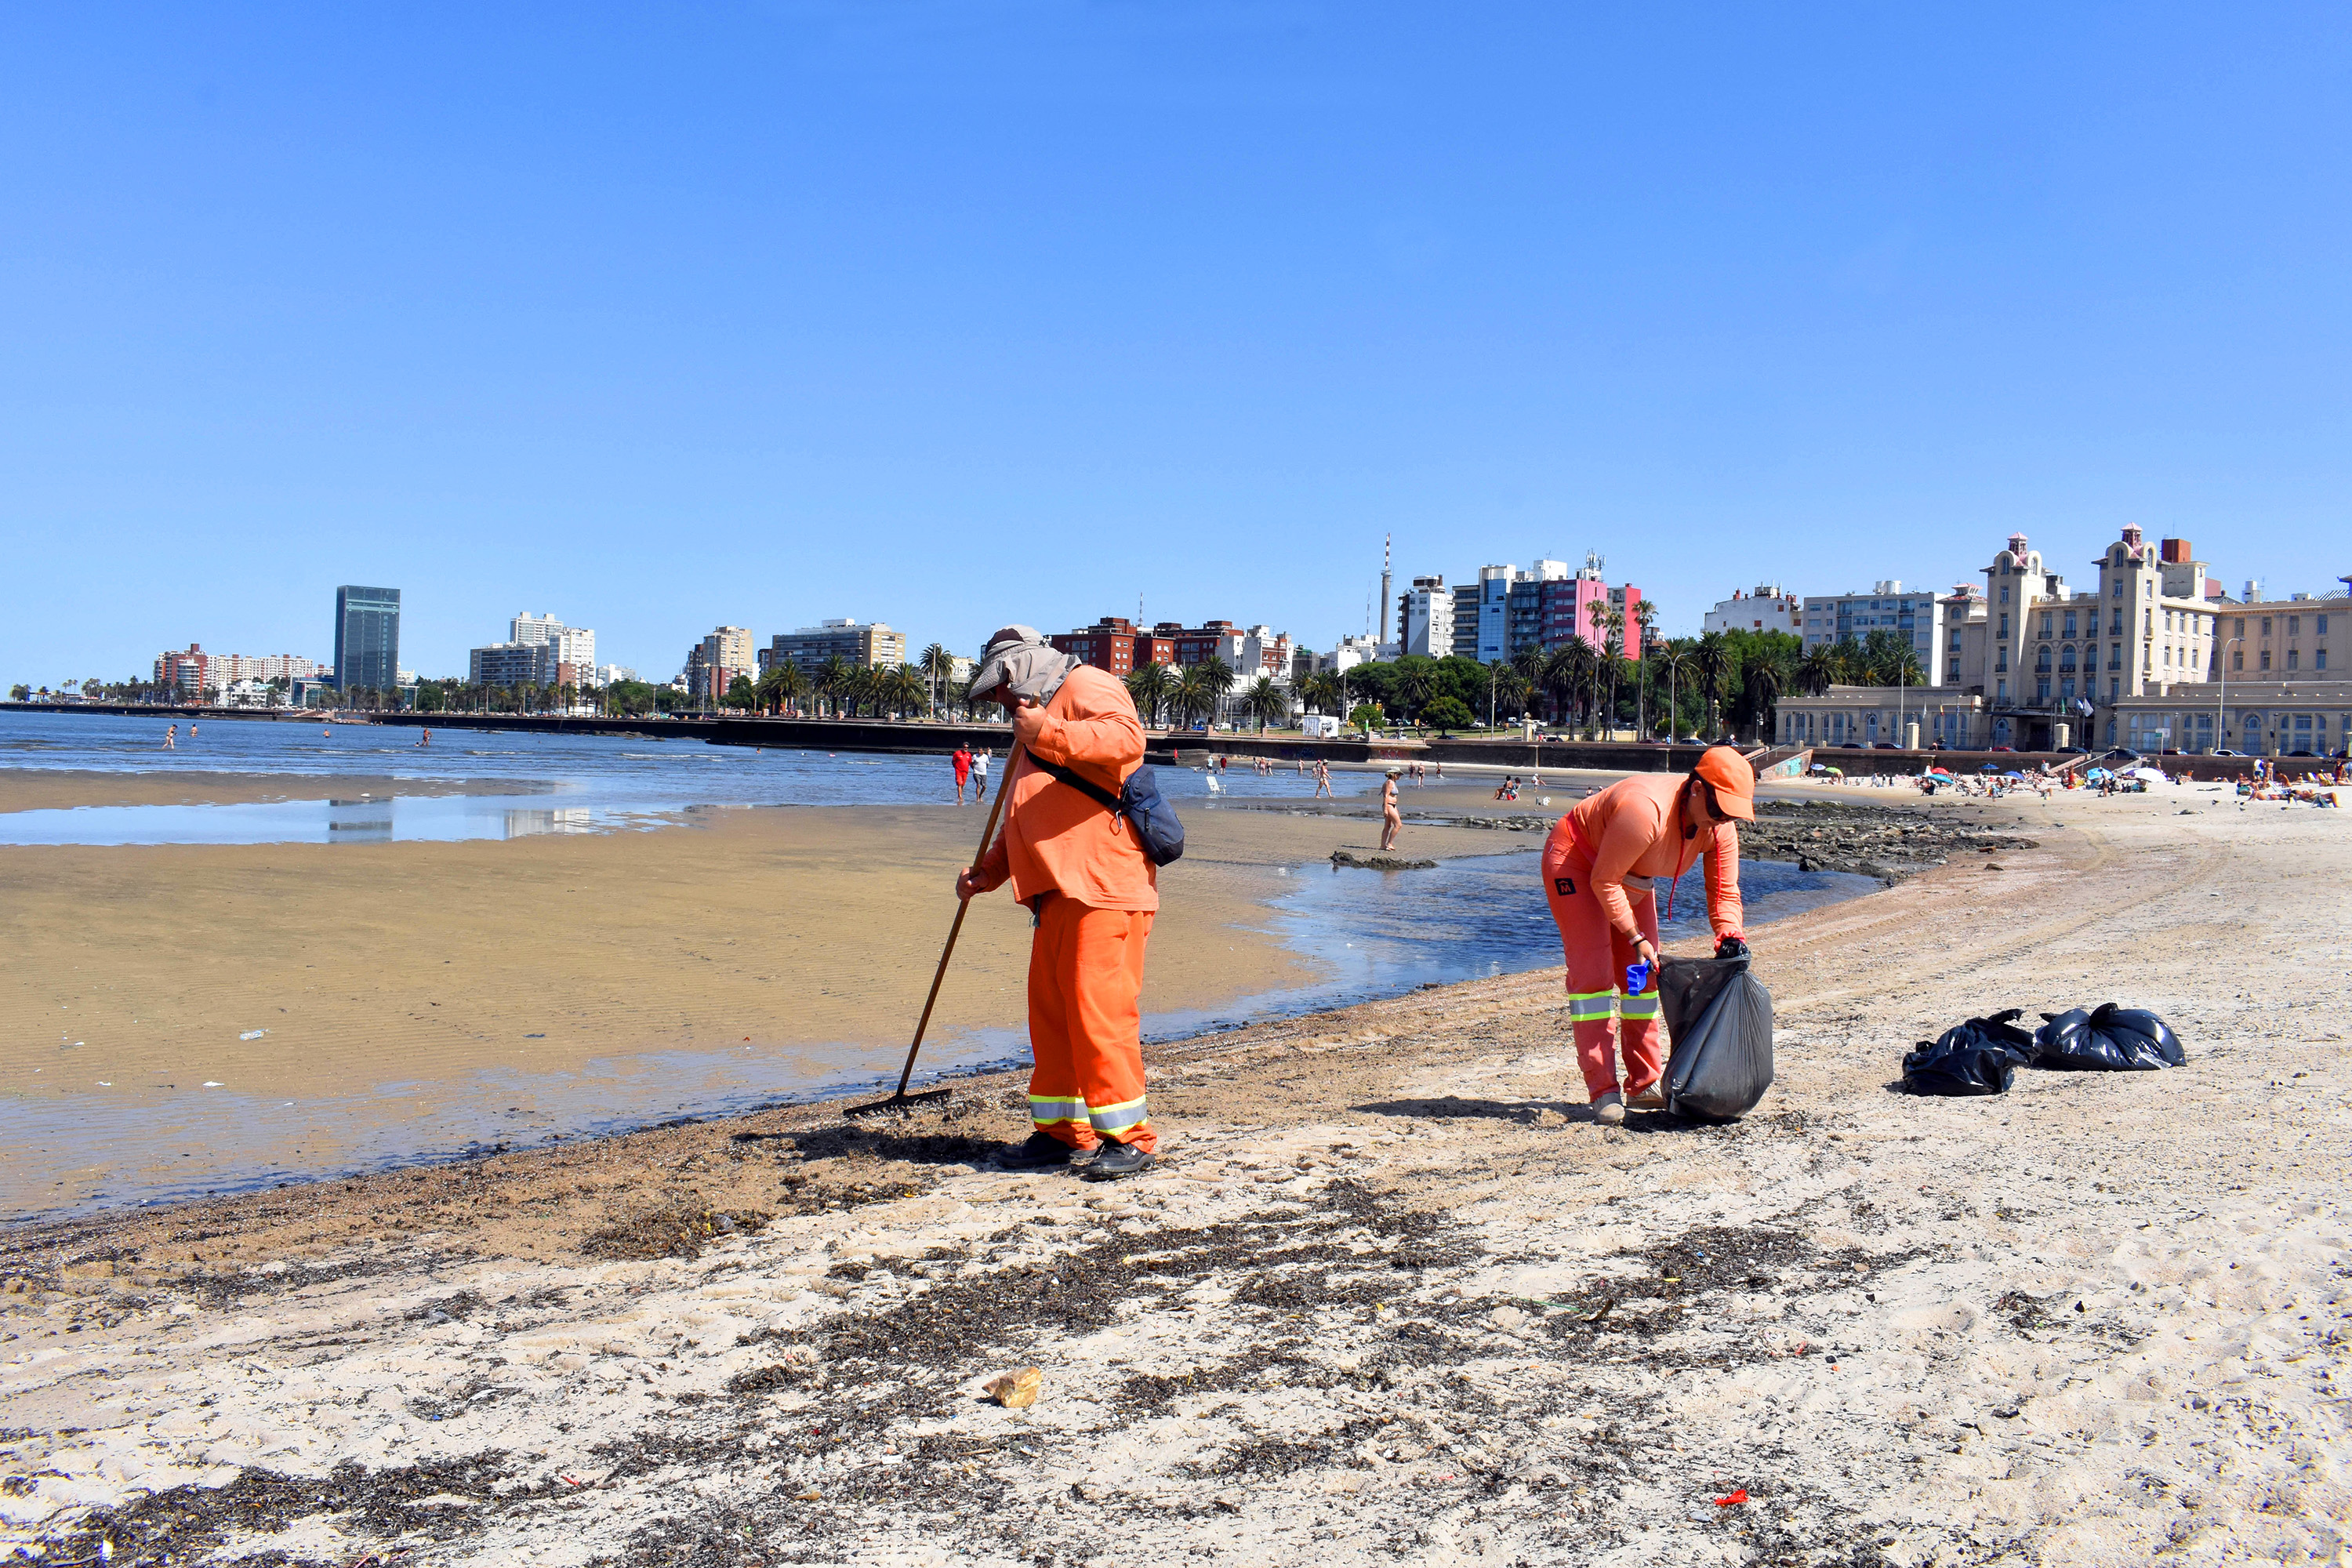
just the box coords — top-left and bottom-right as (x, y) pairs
(1, 773), (2344, 1564)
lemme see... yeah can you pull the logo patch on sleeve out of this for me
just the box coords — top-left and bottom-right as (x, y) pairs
(1553, 877), (1575, 896)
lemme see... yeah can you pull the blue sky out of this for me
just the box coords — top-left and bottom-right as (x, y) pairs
(4, 2), (2349, 684)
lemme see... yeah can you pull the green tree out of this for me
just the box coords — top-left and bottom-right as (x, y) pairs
(9, 684), (29, 702)
(1126, 660), (1175, 728)
(815, 655), (852, 717)
(1422, 695), (1474, 733)
(1797, 644), (1838, 697)
(1691, 633), (1734, 739)
(919, 643), (953, 716)
(1298, 670), (1344, 717)
(1191, 658), (1236, 725)
(1392, 656), (1438, 724)
(1242, 675), (1291, 732)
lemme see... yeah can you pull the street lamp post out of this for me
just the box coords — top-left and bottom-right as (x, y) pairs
(2219, 636), (2242, 755)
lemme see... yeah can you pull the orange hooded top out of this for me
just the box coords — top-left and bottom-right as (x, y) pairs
(973, 664), (1156, 913)
(1557, 772), (1744, 942)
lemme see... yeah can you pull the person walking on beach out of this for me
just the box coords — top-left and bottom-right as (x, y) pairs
(971, 746), (989, 804)
(1380, 768), (1403, 851)
(1541, 745), (1754, 1127)
(1314, 758), (1334, 799)
(956, 626), (1160, 1179)
(162, 724), (176, 750)
(952, 745), (973, 805)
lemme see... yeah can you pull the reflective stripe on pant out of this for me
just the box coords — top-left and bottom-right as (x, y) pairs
(1026, 895), (1156, 1153)
(1541, 825), (1664, 1102)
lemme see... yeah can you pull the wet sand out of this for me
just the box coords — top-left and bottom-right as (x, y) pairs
(0, 786), (1517, 1214)
(0, 770), (540, 812)
(11, 777), (2347, 1564)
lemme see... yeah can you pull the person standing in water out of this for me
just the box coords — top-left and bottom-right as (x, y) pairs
(952, 745), (973, 805)
(971, 746), (990, 804)
(1314, 758), (1334, 799)
(1380, 768), (1403, 850)
(162, 724), (176, 750)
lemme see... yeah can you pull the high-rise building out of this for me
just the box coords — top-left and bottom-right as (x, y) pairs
(153, 644), (213, 698)
(1799, 581), (1951, 688)
(758, 619), (905, 681)
(510, 612), (597, 677)
(1399, 576), (1454, 658)
(469, 642), (566, 689)
(688, 625), (759, 702)
(1449, 584), (1482, 659)
(333, 586), (401, 694)
(1473, 565), (1515, 662)
(595, 663), (639, 688)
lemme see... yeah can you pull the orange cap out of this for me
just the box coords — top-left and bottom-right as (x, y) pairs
(1693, 746), (1757, 821)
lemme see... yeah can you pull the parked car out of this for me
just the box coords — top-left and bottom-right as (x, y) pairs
(2212, 748), (2244, 757)
(1991, 745), (2016, 753)
(2055, 746), (2088, 754)
(2289, 749), (2318, 757)
(1870, 742), (1900, 750)
(1838, 742), (1862, 749)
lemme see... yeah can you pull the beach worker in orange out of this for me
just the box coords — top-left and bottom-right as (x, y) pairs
(1541, 745), (1753, 1125)
(956, 626), (1160, 1180)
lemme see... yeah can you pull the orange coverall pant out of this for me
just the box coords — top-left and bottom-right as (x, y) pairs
(1026, 894), (1156, 1153)
(1541, 830), (1664, 1102)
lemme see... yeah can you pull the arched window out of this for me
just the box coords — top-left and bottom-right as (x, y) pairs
(2034, 644), (2053, 673)
(2059, 644), (2077, 672)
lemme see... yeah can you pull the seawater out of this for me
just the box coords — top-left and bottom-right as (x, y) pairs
(0, 709), (1369, 844)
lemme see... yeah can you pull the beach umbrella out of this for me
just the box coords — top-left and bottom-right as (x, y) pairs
(2003, 771), (2026, 779)
(2130, 767), (2165, 782)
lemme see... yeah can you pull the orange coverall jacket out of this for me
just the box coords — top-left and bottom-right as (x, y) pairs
(973, 665), (1156, 913)
(1559, 773), (1744, 942)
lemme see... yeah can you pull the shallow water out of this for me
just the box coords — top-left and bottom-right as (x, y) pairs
(0, 846), (1872, 1218)
(0, 709), (1370, 843)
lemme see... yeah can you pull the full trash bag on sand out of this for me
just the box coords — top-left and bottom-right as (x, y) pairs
(2032, 1004), (2186, 1071)
(1657, 955), (1774, 1120)
(1904, 1009), (2037, 1096)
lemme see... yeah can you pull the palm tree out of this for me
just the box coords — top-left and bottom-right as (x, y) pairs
(1173, 662), (1222, 729)
(919, 643), (953, 717)
(1192, 657), (1236, 727)
(1298, 670), (1344, 717)
(1691, 633), (1733, 739)
(886, 663), (925, 717)
(1797, 644), (1838, 698)
(1127, 661), (1176, 728)
(1740, 655), (1787, 742)
(1647, 641), (1692, 739)
(815, 655), (852, 718)
(1243, 675), (1290, 733)
(1393, 657), (1436, 725)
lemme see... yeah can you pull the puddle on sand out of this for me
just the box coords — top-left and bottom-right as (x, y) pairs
(0, 851), (1875, 1220)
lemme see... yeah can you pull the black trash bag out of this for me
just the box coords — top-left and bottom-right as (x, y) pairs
(2032, 1004), (2187, 1071)
(1657, 954), (1773, 1120)
(1903, 1009), (2037, 1096)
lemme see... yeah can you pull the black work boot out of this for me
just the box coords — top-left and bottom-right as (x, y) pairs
(994, 1133), (1101, 1171)
(1082, 1139), (1156, 1181)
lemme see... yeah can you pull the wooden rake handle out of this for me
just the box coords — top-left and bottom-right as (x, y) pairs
(886, 740), (1026, 1099)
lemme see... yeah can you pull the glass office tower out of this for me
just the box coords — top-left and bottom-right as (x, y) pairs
(333, 586), (401, 694)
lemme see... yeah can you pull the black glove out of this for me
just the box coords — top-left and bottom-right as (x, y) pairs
(1714, 935), (1750, 961)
